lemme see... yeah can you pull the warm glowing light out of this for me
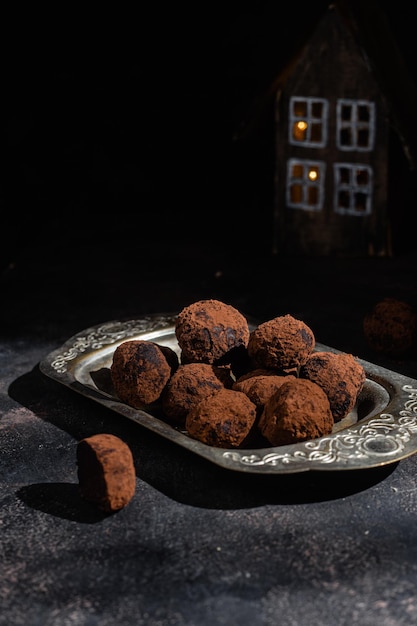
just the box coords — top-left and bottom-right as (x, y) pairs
(308, 168), (318, 181)
(293, 120), (308, 141)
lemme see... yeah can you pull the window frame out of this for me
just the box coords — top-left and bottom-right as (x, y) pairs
(286, 158), (326, 211)
(336, 99), (376, 152)
(333, 162), (373, 215)
(288, 96), (329, 148)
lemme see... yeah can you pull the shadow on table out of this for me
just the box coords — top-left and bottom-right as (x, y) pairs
(16, 483), (113, 523)
(10, 364), (398, 519)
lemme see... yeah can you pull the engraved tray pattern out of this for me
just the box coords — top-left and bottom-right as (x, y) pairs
(39, 315), (417, 474)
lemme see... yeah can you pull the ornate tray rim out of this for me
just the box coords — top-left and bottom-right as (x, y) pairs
(39, 314), (417, 475)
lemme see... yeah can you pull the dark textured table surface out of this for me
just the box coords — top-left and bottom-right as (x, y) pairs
(1, 219), (417, 626)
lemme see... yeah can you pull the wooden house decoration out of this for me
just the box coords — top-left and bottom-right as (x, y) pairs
(254, 1), (417, 257)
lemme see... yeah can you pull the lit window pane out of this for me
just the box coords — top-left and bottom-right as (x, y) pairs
(308, 167), (319, 182)
(293, 101), (307, 117)
(287, 158), (325, 211)
(307, 186), (318, 205)
(292, 163), (304, 178)
(293, 121), (307, 141)
(290, 184), (303, 203)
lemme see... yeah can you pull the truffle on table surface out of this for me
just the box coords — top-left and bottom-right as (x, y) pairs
(77, 433), (136, 512)
(299, 351), (366, 422)
(175, 299), (250, 365)
(161, 362), (233, 426)
(110, 340), (172, 408)
(258, 377), (334, 446)
(185, 388), (257, 448)
(247, 314), (315, 372)
(363, 297), (417, 358)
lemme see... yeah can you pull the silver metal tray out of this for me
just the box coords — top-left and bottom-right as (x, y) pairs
(39, 314), (417, 474)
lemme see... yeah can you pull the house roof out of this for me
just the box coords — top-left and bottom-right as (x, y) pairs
(233, 0), (417, 170)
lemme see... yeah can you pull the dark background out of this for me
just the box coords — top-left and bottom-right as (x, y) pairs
(3, 0), (417, 269)
(3, 5), (417, 624)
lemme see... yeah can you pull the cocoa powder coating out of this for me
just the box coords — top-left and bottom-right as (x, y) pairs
(185, 388), (257, 448)
(247, 314), (315, 371)
(175, 299), (250, 364)
(299, 351), (366, 422)
(111, 340), (172, 407)
(161, 362), (233, 425)
(258, 378), (333, 446)
(77, 433), (136, 512)
(233, 373), (295, 413)
(108, 301), (367, 451)
(233, 368), (278, 382)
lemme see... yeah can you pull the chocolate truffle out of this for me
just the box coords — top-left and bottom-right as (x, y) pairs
(299, 351), (366, 422)
(161, 362), (233, 426)
(247, 314), (315, 372)
(185, 388), (257, 448)
(258, 378), (333, 446)
(234, 368), (278, 382)
(156, 343), (179, 374)
(175, 299), (250, 365)
(233, 372), (295, 413)
(77, 434), (136, 512)
(110, 340), (172, 407)
(363, 298), (417, 358)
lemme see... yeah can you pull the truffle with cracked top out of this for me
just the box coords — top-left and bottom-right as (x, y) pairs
(299, 351), (366, 422)
(161, 362), (233, 426)
(175, 299), (250, 365)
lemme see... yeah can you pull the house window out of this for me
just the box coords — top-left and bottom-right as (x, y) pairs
(289, 97), (328, 147)
(287, 158), (326, 211)
(336, 99), (375, 151)
(333, 163), (372, 215)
